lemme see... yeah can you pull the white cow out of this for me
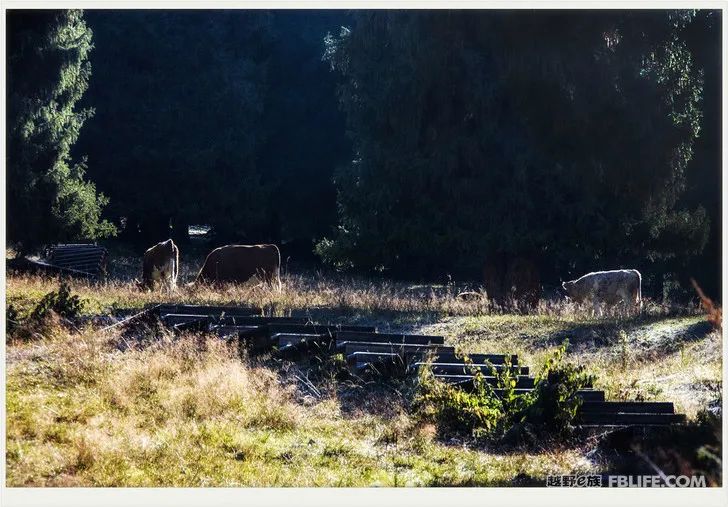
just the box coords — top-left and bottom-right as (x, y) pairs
(562, 269), (642, 317)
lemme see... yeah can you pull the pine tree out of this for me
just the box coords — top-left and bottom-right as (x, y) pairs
(79, 11), (275, 246)
(318, 11), (710, 282)
(7, 9), (115, 253)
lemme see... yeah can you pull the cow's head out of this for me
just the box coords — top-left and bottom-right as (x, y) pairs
(562, 280), (586, 302)
(562, 280), (575, 297)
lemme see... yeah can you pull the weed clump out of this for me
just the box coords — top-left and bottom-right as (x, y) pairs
(30, 280), (85, 321)
(8, 280), (85, 342)
(7, 304), (20, 334)
(414, 341), (595, 446)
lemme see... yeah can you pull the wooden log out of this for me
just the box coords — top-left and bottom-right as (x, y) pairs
(433, 374), (535, 388)
(161, 314), (211, 326)
(224, 316), (309, 325)
(412, 362), (529, 375)
(439, 376), (605, 401)
(492, 388), (605, 402)
(340, 341), (453, 355)
(214, 325), (264, 338)
(354, 359), (407, 376)
(160, 312), (306, 326)
(345, 351), (401, 366)
(156, 304), (259, 317)
(268, 323), (375, 335)
(50, 243), (101, 250)
(404, 351), (517, 365)
(579, 412), (686, 426)
(336, 331), (444, 345)
(275, 333), (325, 347)
(173, 321), (211, 333)
(277, 334), (332, 358)
(580, 401), (675, 414)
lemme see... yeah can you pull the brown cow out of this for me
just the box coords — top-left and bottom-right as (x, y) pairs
(142, 239), (179, 291)
(195, 244), (281, 289)
(505, 257), (541, 310)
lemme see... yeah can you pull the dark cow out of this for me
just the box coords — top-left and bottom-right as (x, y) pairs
(483, 254), (541, 310)
(562, 269), (642, 316)
(195, 244), (281, 289)
(142, 239), (179, 291)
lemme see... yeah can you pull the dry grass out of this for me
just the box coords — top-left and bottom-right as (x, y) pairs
(6, 321), (594, 486)
(5, 269), (702, 327)
(5, 271), (721, 486)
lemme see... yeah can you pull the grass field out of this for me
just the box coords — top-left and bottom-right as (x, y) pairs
(5, 267), (722, 486)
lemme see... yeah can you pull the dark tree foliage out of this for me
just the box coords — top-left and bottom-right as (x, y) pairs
(319, 10), (712, 285)
(258, 11), (352, 256)
(669, 10), (722, 300)
(77, 11), (349, 253)
(7, 10), (115, 253)
(78, 11), (275, 246)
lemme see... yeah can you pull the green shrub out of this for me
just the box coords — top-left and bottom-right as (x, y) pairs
(414, 341), (595, 443)
(518, 342), (596, 434)
(413, 365), (503, 436)
(29, 280), (85, 322)
(314, 237), (354, 271)
(7, 304), (20, 334)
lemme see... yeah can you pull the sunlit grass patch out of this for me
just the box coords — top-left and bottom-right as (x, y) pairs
(5, 272), (720, 486)
(7, 318), (596, 486)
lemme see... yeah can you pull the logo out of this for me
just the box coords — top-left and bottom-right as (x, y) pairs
(546, 474), (707, 488)
(546, 475), (602, 487)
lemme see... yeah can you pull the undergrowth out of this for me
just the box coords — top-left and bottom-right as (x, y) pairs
(414, 341), (595, 446)
(6, 324), (593, 486)
(8, 280), (86, 343)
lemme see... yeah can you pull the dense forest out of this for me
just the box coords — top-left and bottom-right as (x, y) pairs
(6, 9), (722, 299)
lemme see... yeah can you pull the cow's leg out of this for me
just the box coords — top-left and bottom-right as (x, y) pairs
(592, 301), (602, 318)
(625, 294), (633, 318)
(633, 287), (642, 316)
(619, 290), (630, 318)
(167, 260), (176, 292)
(151, 265), (163, 292)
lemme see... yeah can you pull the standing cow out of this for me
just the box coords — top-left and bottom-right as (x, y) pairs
(142, 239), (179, 291)
(194, 244), (281, 290)
(562, 269), (642, 317)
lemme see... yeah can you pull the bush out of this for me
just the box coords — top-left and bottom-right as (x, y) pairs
(7, 304), (20, 334)
(518, 342), (596, 434)
(413, 365), (503, 436)
(314, 237), (354, 271)
(29, 280), (85, 322)
(414, 341), (595, 443)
